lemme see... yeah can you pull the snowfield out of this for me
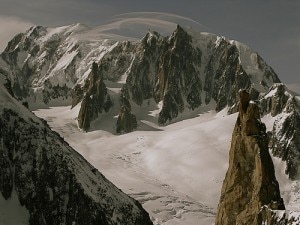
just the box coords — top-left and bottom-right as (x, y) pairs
(33, 105), (299, 225)
(34, 106), (232, 225)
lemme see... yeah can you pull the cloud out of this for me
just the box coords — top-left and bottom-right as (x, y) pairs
(0, 16), (34, 52)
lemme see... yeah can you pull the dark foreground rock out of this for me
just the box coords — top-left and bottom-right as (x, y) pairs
(0, 73), (153, 225)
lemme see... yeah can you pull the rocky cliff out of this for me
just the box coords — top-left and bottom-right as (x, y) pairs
(260, 83), (300, 180)
(76, 62), (112, 131)
(215, 90), (285, 225)
(0, 73), (153, 225)
(116, 90), (137, 134)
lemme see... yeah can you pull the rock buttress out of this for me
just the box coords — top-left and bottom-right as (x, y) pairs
(215, 90), (285, 225)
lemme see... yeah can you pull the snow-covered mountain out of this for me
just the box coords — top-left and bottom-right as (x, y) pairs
(0, 72), (153, 224)
(0, 23), (279, 123)
(1, 22), (298, 173)
(1, 21), (300, 224)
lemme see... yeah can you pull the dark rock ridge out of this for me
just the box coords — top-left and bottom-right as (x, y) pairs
(77, 62), (112, 131)
(0, 74), (153, 225)
(133, 33), (271, 122)
(260, 83), (300, 179)
(122, 26), (280, 125)
(215, 90), (285, 225)
(124, 25), (203, 124)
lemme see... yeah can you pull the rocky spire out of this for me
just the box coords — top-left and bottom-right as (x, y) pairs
(215, 90), (285, 225)
(77, 62), (112, 131)
(116, 92), (137, 134)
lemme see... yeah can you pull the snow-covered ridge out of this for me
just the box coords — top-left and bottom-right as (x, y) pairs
(0, 20), (286, 138)
(2, 21), (278, 88)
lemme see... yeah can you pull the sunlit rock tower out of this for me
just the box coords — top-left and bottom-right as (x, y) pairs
(215, 90), (285, 225)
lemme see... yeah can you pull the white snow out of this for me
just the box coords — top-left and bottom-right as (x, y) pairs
(230, 40), (272, 92)
(33, 105), (235, 225)
(0, 189), (29, 225)
(118, 55), (135, 84)
(264, 87), (278, 98)
(215, 36), (225, 48)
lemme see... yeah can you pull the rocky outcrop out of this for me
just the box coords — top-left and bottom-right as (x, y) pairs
(215, 90), (285, 225)
(258, 206), (300, 225)
(204, 38), (251, 111)
(124, 26), (279, 125)
(260, 83), (290, 117)
(0, 73), (153, 225)
(125, 25), (203, 124)
(125, 31), (163, 106)
(260, 83), (300, 180)
(156, 25), (202, 124)
(269, 108), (300, 180)
(116, 93), (137, 134)
(77, 62), (112, 131)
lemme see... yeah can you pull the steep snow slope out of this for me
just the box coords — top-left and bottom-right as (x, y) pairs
(0, 73), (153, 225)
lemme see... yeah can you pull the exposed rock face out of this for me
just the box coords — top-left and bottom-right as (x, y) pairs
(77, 62), (112, 131)
(125, 31), (163, 106)
(204, 38), (250, 111)
(0, 73), (153, 225)
(124, 26), (279, 125)
(260, 83), (291, 117)
(258, 205), (300, 225)
(215, 90), (285, 225)
(260, 83), (300, 180)
(270, 109), (300, 180)
(155, 26), (202, 124)
(116, 93), (137, 134)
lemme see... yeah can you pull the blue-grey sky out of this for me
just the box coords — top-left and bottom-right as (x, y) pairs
(0, 0), (299, 92)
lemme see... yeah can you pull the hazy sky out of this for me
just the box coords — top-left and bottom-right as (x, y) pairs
(0, 0), (299, 91)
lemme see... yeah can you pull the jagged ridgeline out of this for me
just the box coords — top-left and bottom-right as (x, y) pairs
(0, 23), (299, 177)
(0, 73), (153, 224)
(0, 24), (279, 130)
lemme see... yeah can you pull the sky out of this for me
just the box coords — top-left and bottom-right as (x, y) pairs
(0, 0), (299, 92)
